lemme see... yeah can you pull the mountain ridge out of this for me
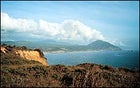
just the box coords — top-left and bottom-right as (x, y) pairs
(1, 40), (121, 52)
(87, 40), (121, 51)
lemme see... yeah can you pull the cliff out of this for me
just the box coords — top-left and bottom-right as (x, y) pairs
(1, 44), (139, 87)
(1, 44), (49, 66)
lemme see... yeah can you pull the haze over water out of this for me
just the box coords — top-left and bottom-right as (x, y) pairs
(46, 50), (139, 69)
(1, 1), (139, 50)
(1, 1), (139, 69)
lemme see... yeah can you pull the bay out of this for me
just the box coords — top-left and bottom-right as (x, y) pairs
(45, 50), (139, 69)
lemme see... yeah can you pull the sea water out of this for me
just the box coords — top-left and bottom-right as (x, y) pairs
(45, 50), (139, 69)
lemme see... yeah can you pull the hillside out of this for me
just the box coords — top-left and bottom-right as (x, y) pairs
(1, 44), (49, 66)
(1, 40), (121, 52)
(87, 40), (121, 50)
(1, 44), (139, 87)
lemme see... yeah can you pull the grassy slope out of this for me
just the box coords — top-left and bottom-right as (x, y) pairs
(1, 51), (140, 87)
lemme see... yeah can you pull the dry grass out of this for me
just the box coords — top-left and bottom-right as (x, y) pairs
(1, 44), (140, 87)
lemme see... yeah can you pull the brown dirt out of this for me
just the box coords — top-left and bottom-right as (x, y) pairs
(1, 44), (140, 87)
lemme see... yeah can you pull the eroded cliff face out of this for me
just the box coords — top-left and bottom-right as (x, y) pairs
(15, 50), (48, 66)
(1, 44), (49, 66)
(1, 44), (139, 87)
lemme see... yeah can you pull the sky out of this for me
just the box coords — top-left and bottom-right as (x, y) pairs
(1, 1), (139, 50)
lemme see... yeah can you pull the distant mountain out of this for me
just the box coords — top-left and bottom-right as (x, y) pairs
(87, 40), (121, 51)
(1, 40), (121, 52)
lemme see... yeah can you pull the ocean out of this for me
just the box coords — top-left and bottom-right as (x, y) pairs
(45, 50), (139, 69)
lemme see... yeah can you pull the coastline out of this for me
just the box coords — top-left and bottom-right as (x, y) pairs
(43, 49), (138, 54)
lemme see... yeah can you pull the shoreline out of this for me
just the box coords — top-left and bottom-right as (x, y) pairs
(48, 62), (139, 71)
(43, 49), (138, 54)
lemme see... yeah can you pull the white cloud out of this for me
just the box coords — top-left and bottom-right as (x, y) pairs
(106, 38), (127, 47)
(1, 12), (105, 44)
(1, 13), (38, 32)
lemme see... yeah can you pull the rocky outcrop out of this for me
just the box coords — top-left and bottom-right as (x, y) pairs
(1, 44), (49, 66)
(1, 44), (139, 87)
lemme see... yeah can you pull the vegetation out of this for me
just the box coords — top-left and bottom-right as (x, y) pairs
(1, 40), (121, 52)
(1, 55), (139, 87)
(1, 44), (139, 87)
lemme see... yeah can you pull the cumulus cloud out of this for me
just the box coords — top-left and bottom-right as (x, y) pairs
(1, 12), (104, 44)
(1, 13), (38, 32)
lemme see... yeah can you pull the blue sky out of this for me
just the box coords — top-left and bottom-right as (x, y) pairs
(1, 1), (139, 50)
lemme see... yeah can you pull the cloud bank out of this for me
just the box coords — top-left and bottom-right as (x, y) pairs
(1, 12), (104, 44)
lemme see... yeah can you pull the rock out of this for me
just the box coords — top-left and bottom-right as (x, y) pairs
(0, 44), (49, 66)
